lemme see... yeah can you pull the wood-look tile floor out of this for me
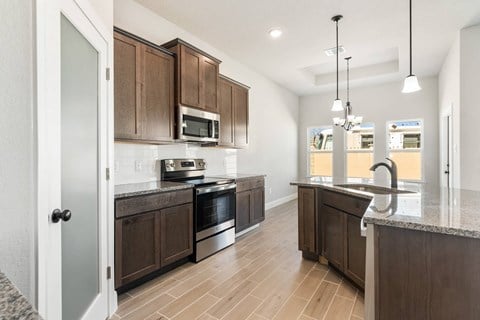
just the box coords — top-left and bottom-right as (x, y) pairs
(112, 200), (365, 320)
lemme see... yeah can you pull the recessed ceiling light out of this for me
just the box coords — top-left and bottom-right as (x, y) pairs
(324, 45), (346, 57)
(268, 28), (283, 38)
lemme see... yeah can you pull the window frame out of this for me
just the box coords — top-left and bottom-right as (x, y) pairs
(344, 123), (376, 179)
(307, 125), (334, 177)
(385, 118), (425, 182)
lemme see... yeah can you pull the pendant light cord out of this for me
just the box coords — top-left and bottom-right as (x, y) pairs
(346, 58), (350, 102)
(409, 0), (413, 76)
(336, 19), (339, 99)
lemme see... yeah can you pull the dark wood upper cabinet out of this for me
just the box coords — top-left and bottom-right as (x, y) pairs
(115, 211), (160, 288)
(218, 77), (234, 147)
(160, 204), (193, 267)
(114, 29), (175, 143)
(218, 75), (250, 148)
(162, 39), (221, 112)
(114, 32), (142, 139)
(233, 84), (249, 148)
(142, 46), (175, 141)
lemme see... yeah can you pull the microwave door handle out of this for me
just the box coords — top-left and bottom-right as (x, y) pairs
(211, 120), (215, 139)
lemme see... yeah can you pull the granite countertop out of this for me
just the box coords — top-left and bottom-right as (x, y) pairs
(291, 177), (480, 239)
(211, 173), (266, 181)
(115, 181), (194, 199)
(0, 272), (41, 320)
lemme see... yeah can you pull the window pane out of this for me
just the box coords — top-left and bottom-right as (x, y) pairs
(308, 127), (333, 176)
(346, 123), (374, 178)
(388, 120), (422, 181)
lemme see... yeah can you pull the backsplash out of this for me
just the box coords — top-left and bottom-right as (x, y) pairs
(114, 143), (238, 185)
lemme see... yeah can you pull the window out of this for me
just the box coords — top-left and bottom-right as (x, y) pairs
(346, 123), (374, 178)
(308, 126), (333, 176)
(387, 120), (423, 181)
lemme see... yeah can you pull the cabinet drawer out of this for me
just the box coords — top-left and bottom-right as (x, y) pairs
(236, 177), (264, 192)
(322, 190), (370, 218)
(116, 189), (193, 218)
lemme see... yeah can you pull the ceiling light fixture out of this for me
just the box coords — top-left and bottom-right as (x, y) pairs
(331, 15), (344, 111)
(324, 45), (346, 57)
(333, 57), (363, 131)
(402, 0), (421, 93)
(268, 28), (283, 38)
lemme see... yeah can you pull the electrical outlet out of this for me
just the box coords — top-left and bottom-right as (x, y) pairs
(114, 161), (119, 173)
(135, 160), (143, 172)
(152, 162), (157, 173)
(269, 187), (272, 195)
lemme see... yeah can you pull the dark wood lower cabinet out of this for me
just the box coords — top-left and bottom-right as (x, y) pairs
(115, 211), (160, 287)
(115, 192), (193, 289)
(375, 225), (480, 320)
(235, 177), (265, 233)
(160, 204), (193, 266)
(297, 187), (371, 289)
(298, 187), (317, 254)
(235, 190), (251, 232)
(344, 214), (366, 288)
(322, 205), (345, 271)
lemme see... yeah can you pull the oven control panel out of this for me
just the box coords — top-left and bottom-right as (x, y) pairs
(161, 159), (206, 172)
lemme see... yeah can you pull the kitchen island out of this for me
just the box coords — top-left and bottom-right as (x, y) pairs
(291, 177), (480, 320)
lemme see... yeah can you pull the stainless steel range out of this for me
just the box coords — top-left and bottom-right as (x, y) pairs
(161, 159), (236, 262)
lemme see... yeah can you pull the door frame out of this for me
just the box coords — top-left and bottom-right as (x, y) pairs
(440, 105), (454, 188)
(35, 0), (116, 318)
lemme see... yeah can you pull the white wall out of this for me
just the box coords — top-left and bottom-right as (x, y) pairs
(114, 0), (299, 203)
(438, 36), (460, 188)
(0, 0), (36, 303)
(438, 23), (480, 191)
(459, 24), (480, 191)
(299, 77), (439, 186)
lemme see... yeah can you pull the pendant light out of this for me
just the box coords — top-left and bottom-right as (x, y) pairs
(333, 57), (363, 131)
(331, 15), (344, 111)
(402, 0), (422, 93)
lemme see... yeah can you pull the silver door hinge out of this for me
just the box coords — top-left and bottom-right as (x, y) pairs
(107, 266), (111, 279)
(106, 68), (111, 81)
(106, 168), (111, 180)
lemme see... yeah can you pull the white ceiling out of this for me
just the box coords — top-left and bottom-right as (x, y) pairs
(135, 0), (480, 96)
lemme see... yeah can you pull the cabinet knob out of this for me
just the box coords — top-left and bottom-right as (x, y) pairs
(51, 209), (72, 223)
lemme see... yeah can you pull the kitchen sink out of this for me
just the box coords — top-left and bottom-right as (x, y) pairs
(334, 183), (415, 195)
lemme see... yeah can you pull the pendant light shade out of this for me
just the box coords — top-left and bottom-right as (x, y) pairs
(331, 15), (343, 111)
(402, 0), (422, 93)
(332, 99), (343, 111)
(402, 74), (421, 93)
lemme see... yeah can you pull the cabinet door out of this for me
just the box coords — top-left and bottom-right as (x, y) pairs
(160, 204), (193, 266)
(233, 85), (249, 148)
(115, 212), (160, 288)
(298, 187), (317, 254)
(179, 45), (202, 108)
(142, 46), (175, 141)
(251, 187), (265, 224)
(218, 78), (234, 147)
(202, 57), (219, 113)
(322, 205), (345, 271)
(236, 190), (251, 232)
(114, 33), (142, 139)
(345, 214), (366, 288)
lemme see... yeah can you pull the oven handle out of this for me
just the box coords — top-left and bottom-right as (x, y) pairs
(196, 183), (236, 195)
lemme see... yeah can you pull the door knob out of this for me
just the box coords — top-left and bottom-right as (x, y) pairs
(444, 171), (450, 174)
(51, 209), (72, 223)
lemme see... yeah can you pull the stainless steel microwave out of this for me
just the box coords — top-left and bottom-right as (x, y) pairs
(177, 105), (220, 142)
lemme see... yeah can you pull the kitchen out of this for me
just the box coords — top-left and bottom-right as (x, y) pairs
(1, 0), (480, 320)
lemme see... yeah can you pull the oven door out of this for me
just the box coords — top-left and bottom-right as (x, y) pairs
(195, 183), (236, 241)
(178, 105), (219, 142)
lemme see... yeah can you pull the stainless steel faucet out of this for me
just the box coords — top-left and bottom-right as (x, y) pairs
(370, 158), (398, 189)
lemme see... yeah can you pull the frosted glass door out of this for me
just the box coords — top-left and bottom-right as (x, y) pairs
(61, 15), (100, 320)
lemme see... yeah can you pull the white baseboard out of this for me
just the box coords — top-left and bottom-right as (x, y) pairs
(265, 193), (297, 211)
